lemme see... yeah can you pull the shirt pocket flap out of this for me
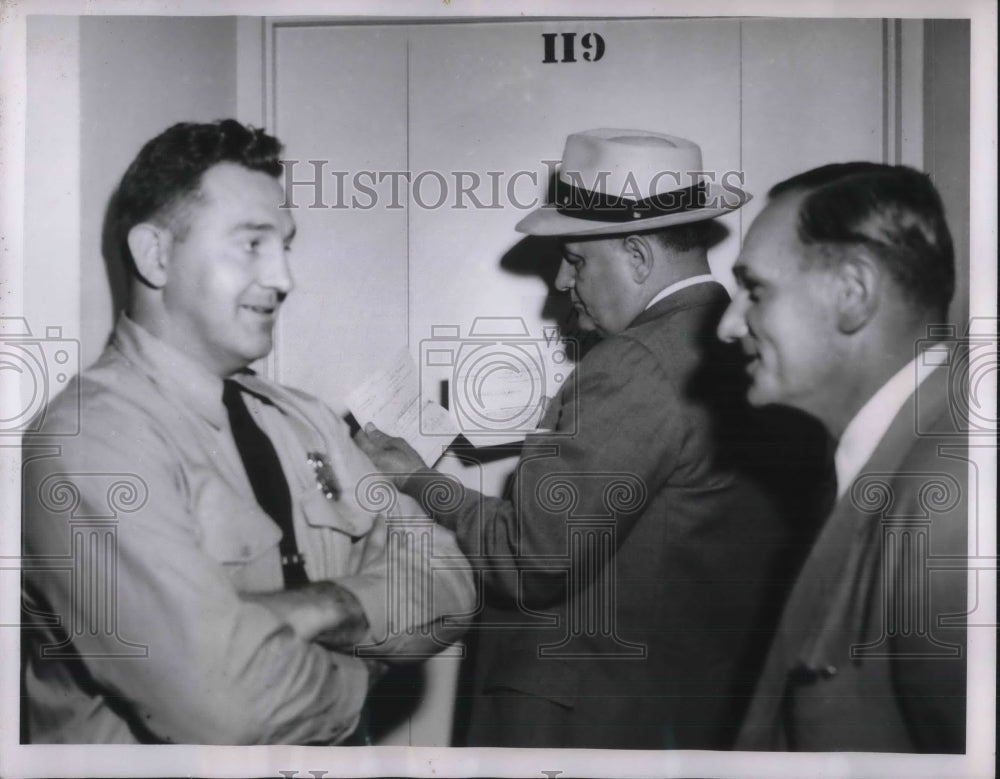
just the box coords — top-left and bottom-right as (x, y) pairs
(300, 486), (376, 539)
(194, 479), (281, 565)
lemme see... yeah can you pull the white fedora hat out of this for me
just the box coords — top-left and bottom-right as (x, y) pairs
(515, 128), (750, 237)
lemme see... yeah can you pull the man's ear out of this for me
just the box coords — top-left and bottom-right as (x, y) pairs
(126, 223), (171, 288)
(621, 234), (655, 283)
(833, 250), (880, 334)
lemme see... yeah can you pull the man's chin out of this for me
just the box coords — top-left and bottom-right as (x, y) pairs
(566, 308), (599, 335)
(575, 312), (598, 332)
(746, 380), (775, 407)
(238, 336), (274, 368)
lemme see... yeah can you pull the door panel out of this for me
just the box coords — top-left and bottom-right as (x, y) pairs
(262, 17), (891, 746)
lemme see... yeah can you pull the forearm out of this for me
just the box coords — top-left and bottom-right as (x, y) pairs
(339, 491), (476, 660)
(399, 466), (486, 535)
(398, 465), (570, 606)
(396, 348), (677, 608)
(240, 580), (370, 652)
(24, 458), (369, 744)
(244, 585), (393, 706)
(27, 549), (372, 745)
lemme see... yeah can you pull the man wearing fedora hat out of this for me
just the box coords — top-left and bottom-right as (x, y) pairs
(358, 129), (824, 749)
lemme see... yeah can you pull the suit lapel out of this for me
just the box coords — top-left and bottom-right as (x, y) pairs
(737, 365), (952, 748)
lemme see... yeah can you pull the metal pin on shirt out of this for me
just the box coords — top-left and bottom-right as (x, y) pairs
(306, 451), (341, 501)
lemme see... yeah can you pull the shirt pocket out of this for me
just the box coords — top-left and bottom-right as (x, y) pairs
(299, 485), (376, 539)
(191, 475), (282, 587)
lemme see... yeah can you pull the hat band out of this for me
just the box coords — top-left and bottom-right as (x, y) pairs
(555, 179), (708, 223)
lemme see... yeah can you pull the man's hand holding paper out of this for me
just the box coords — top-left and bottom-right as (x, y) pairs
(346, 348), (459, 467)
(354, 422), (429, 489)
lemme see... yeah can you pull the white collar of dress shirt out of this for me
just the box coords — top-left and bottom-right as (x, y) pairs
(643, 274), (718, 311)
(834, 350), (944, 499)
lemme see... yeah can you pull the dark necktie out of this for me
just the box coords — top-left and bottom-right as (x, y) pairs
(222, 379), (309, 588)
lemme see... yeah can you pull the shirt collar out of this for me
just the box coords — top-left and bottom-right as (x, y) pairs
(111, 314), (229, 429)
(644, 274), (718, 311)
(834, 350), (944, 499)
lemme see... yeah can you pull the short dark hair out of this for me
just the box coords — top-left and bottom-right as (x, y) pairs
(647, 219), (713, 253)
(770, 162), (954, 317)
(109, 119), (284, 275)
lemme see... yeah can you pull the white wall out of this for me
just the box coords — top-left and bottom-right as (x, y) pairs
(20, 14), (972, 748)
(262, 18), (904, 745)
(78, 16), (238, 367)
(265, 17), (895, 501)
(23, 15), (81, 406)
(739, 19), (884, 230)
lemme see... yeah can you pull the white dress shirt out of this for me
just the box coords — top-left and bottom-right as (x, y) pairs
(644, 274), (718, 311)
(834, 350), (945, 499)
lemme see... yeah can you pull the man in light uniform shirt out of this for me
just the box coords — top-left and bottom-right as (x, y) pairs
(21, 120), (474, 744)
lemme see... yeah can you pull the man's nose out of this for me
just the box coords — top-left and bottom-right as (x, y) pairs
(554, 259), (575, 292)
(260, 247), (294, 296)
(717, 294), (748, 343)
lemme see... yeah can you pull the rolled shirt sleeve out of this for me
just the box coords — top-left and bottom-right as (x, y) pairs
(301, 400), (475, 660)
(23, 320), (476, 744)
(23, 396), (369, 745)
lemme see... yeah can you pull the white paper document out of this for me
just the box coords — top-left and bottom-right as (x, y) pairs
(421, 319), (570, 447)
(447, 347), (550, 446)
(347, 348), (460, 467)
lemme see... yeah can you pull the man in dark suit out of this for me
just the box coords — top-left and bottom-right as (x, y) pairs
(357, 129), (820, 749)
(719, 163), (968, 752)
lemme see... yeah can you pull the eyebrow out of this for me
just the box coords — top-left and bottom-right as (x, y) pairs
(233, 222), (297, 242)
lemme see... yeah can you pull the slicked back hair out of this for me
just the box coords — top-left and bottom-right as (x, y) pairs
(770, 162), (954, 318)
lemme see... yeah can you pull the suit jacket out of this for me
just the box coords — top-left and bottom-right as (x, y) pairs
(736, 363), (967, 752)
(404, 282), (826, 749)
